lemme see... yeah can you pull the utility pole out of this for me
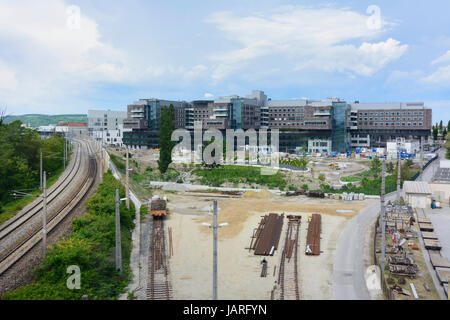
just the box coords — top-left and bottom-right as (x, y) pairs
(63, 136), (66, 170)
(396, 138), (402, 213)
(115, 189), (122, 273)
(126, 147), (130, 209)
(100, 145), (103, 181)
(42, 171), (47, 258)
(40, 148), (43, 190)
(380, 158), (386, 269)
(201, 200), (228, 300)
(213, 200), (218, 300)
(420, 136), (424, 180)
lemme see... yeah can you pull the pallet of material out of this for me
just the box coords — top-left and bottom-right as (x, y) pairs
(436, 268), (450, 285)
(429, 253), (450, 269)
(389, 265), (417, 278)
(254, 213), (284, 256)
(418, 218), (431, 224)
(388, 255), (416, 266)
(424, 239), (442, 250)
(421, 231), (438, 240)
(306, 214), (321, 256)
(419, 223), (434, 232)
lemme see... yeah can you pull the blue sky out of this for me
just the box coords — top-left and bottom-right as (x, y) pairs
(0, 0), (449, 124)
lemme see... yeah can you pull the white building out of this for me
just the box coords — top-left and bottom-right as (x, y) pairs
(88, 110), (127, 146)
(403, 181), (432, 209)
(386, 140), (420, 159)
(308, 138), (332, 154)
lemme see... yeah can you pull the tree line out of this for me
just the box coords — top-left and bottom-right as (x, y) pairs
(0, 120), (67, 212)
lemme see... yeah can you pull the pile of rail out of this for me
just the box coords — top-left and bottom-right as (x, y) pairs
(388, 253), (418, 278)
(305, 214), (321, 256)
(249, 213), (284, 256)
(285, 190), (325, 198)
(278, 215), (301, 300)
(146, 219), (173, 300)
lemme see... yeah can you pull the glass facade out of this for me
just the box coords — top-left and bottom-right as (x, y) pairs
(331, 102), (349, 153)
(230, 99), (243, 129)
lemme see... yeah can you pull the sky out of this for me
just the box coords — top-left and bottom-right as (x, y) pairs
(0, 0), (449, 124)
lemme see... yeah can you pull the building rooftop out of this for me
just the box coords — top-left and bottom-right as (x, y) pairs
(403, 181), (432, 194)
(350, 102), (427, 110)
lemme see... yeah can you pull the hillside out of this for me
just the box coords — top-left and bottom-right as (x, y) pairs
(4, 114), (87, 127)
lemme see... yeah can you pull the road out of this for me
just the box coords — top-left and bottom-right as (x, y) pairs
(332, 148), (443, 300)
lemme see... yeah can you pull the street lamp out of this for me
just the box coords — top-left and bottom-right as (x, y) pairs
(202, 200), (228, 300)
(12, 171), (48, 258)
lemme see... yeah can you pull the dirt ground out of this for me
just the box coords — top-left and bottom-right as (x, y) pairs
(163, 190), (374, 299)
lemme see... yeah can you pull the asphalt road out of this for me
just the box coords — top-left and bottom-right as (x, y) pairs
(332, 148), (443, 300)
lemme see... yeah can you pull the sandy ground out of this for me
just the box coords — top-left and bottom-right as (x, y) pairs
(164, 190), (373, 299)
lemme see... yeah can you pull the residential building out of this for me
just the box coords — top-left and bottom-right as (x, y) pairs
(88, 110), (127, 146)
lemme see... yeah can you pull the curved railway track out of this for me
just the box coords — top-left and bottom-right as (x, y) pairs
(147, 218), (172, 300)
(278, 216), (301, 300)
(0, 141), (83, 241)
(0, 140), (98, 276)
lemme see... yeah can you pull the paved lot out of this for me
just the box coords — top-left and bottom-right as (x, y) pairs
(425, 206), (450, 262)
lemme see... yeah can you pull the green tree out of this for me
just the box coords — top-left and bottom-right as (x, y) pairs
(405, 159), (414, 168)
(301, 184), (309, 192)
(433, 127), (439, 140)
(386, 162), (394, 174)
(439, 120), (443, 132)
(318, 173), (325, 182)
(370, 157), (382, 177)
(158, 104), (175, 173)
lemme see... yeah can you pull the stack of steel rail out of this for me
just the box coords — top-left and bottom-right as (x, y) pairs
(305, 214), (321, 256)
(252, 213), (284, 256)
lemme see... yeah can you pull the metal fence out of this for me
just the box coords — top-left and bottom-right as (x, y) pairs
(373, 216), (395, 300)
(410, 154), (439, 181)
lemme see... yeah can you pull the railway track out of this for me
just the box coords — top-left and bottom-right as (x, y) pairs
(146, 218), (172, 300)
(278, 216), (301, 300)
(0, 140), (98, 276)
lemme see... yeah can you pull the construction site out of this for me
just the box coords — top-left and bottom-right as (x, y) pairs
(106, 141), (450, 301)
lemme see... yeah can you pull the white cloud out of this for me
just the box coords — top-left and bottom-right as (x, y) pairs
(0, 60), (18, 90)
(422, 65), (450, 84)
(204, 93), (214, 98)
(431, 50), (450, 65)
(0, 0), (207, 113)
(207, 6), (406, 79)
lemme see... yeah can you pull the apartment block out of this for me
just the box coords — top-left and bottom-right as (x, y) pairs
(88, 110), (127, 146)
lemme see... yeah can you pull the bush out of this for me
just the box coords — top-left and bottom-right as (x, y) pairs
(192, 165), (287, 190)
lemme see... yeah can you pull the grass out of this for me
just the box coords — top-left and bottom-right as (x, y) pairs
(340, 176), (362, 182)
(0, 155), (71, 227)
(192, 165), (287, 190)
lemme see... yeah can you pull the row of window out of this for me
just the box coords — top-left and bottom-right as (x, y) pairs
(359, 111), (424, 116)
(270, 108), (305, 112)
(360, 122), (423, 127)
(360, 117), (423, 121)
